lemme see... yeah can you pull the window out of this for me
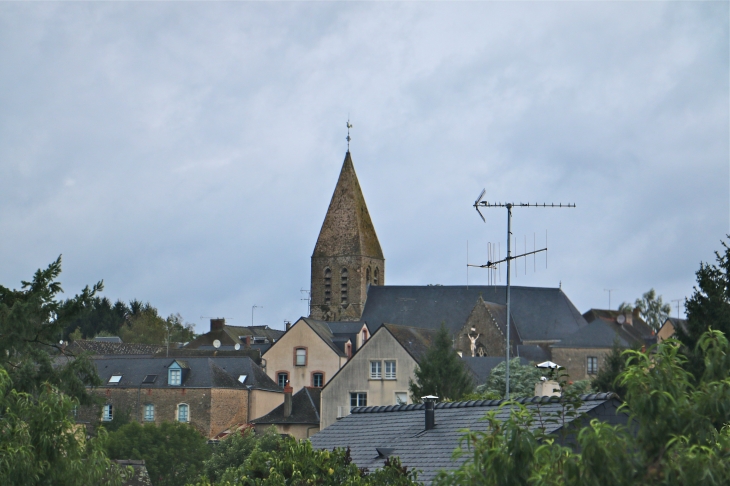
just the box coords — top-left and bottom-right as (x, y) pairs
(350, 392), (367, 409)
(370, 361), (382, 379)
(324, 268), (332, 305)
(385, 361), (396, 379)
(295, 348), (307, 366)
(361, 329), (368, 344)
(143, 374), (157, 384)
(374, 268), (379, 286)
(169, 369), (181, 386)
(313, 372), (324, 388)
(366, 267), (371, 284)
(108, 374), (122, 384)
(395, 392), (408, 405)
(102, 404), (113, 422)
(340, 268), (348, 305)
(278, 372), (289, 388)
(238, 375), (247, 384)
(72, 405), (78, 419)
(144, 404), (154, 422)
(177, 403), (189, 423)
(587, 356), (598, 375)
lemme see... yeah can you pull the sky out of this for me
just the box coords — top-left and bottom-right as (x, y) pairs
(0, 1), (727, 333)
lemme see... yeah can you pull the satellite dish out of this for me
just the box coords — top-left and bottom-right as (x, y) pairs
(234, 343), (241, 351)
(213, 339), (221, 349)
(617, 314), (626, 324)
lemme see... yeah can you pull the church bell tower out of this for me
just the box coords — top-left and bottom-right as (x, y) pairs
(310, 151), (384, 321)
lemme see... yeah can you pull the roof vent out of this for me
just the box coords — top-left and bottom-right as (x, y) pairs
(376, 447), (395, 458)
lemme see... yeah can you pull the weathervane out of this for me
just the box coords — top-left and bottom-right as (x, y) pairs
(346, 119), (353, 151)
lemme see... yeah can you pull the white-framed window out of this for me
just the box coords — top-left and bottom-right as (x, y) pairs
(144, 404), (154, 422)
(102, 404), (113, 422)
(169, 369), (181, 386)
(587, 356), (598, 375)
(385, 360), (396, 379)
(313, 373), (324, 388)
(108, 375), (122, 385)
(177, 403), (189, 423)
(395, 392), (408, 405)
(295, 348), (307, 366)
(370, 361), (382, 379)
(350, 392), (367, 409)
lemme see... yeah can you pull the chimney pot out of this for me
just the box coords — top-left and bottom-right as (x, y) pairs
(422, 395), (438, 430)
(284, 384), (293, 418)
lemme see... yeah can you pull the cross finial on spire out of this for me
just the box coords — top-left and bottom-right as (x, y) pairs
(346, 119), (353, 151)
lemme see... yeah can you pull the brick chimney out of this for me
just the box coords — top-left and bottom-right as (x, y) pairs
(285, 321), (291, 331)
(283, 384), (293, 418)
(210, 318), (225, 332)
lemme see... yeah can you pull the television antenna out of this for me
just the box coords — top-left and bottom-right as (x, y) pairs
(604, 289), (616, 310)
(671, 298), (683, 319)
(301, 288), (311, 315)
(472, 189), (575, 399)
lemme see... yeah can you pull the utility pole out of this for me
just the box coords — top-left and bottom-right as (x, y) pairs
(473, 190), (575, 399)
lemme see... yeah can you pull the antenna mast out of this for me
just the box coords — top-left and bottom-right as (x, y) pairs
(472, 190), (575, 399)
(604, 289), (616, 310)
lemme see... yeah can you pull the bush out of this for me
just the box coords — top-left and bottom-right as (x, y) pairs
(203, 426), (282, 483)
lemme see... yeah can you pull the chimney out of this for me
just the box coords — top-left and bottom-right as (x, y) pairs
(283, 384), (293, 418)
(285, 321), (291, 331)
(625, 312), (633, 326)
(422, 395), (438, 430)
(210, 318), (225, 332)
(243, 336), (251, 348)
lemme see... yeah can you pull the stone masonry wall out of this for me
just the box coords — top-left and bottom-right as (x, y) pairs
(550, 347), (611, 382)
(310, 255), (384, 321)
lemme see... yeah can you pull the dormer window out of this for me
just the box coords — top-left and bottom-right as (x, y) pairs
(168, 360), (186, 386)
(108, 375), (122, 385)
(169, 369), (181, 385)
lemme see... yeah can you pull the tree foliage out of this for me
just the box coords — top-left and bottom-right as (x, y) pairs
(195, 436), (421, 485)
(105, 421), (211, 486)
(591, 339), (630, 397)
(203, 427), (283, 483)
(675, 238), (730, 379)
(618, 288), (671, 332)
(409, 324), (474, 402)
(119, 308), (195, 345)
(479, 358), (545, 399)
(433, 329), (730, 485)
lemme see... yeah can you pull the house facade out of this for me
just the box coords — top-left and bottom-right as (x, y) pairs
(79, 356), (282, 438)
(320, 323), (438, 430)
(261, 317), (369, 394)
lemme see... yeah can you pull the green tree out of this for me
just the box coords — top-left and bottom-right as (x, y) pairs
(618, 288), (671, 332)
(591, 339), (630, 397)
(0, 367), (127, 485)
(203, 427), (283, 483)
(118, 307), (195, 345)
(409, 324), (474, 402)
(675, 238), (730, 379)
(196, 437), (421, 485)
(433, 329), (730, 485)
(0, 256), (103, 404)
(477, 358), (545, 399)
(106, 421), (210, 486)
(61, 296), (128, 340)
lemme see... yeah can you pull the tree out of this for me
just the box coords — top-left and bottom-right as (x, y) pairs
(591, 339), (629, 397)
(478, 358), (545, 399)
(433, 329), (730, 485)
(61, 296), (128, 340)
(118, 307), (195, 345)
(675, 238), (730, 379)
(106, 421), (211, 486)
(0, 368), (127, 485)
(0, 255), (103, 404)
(196, 436), (421, 485)
(409, 324), (474, 402)
(618, 288), (671, 332)
(203, 427), (283, 483)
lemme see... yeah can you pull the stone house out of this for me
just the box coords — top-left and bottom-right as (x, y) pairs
(319, 323), (438, 430)
(79, 356), (282, 438)
(261, 317), (370, 394)
(551, 309), (656, 381)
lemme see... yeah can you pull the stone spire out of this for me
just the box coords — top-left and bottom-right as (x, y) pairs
(310, 152), (384, 321)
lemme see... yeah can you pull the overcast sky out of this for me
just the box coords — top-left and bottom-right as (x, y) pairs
(1, 1), (727, 333)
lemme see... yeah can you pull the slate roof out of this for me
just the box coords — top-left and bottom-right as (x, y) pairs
(516, 344), (551, 363)
(551, 318), (656, 349)
(312, 151), (383, 259)
(93, 356), (281, 391)
(361, 285), (587, 342)
(382, 323), (439, 363)
(310, 393), (624, 484)
(461, 356), (528, 385)
(68, 340), (164, 356)
(252, 387), (322, 425)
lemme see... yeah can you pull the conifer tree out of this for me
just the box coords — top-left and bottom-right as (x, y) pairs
(409, 324), (474, 402)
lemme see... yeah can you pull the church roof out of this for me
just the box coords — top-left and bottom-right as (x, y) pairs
(312, 152), (383, 259)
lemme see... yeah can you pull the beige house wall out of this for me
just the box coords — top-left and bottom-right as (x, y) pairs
(263, 318), (345, 393)
(320, 329), (417, 430)
(657, 321), (676, 342)
(250, 389), (284, 421)
(551, 347), (611, 382)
